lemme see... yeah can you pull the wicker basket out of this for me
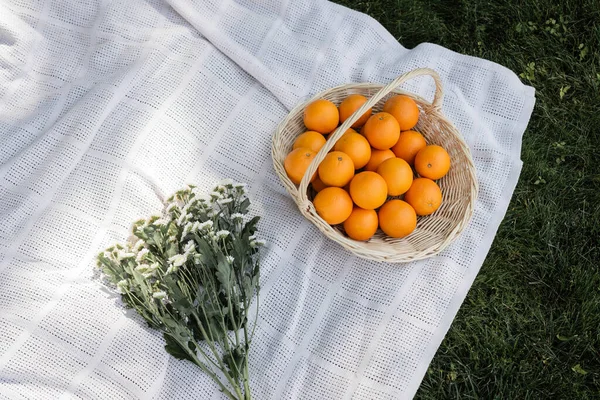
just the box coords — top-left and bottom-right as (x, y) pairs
(272, 68), (478, 263)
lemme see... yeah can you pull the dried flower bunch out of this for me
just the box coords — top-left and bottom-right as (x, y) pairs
(97, 180), (262, 400)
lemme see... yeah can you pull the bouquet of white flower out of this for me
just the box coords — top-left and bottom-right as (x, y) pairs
(97, 181), (262, 400)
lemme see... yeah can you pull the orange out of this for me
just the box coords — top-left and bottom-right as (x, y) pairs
(318, 151), (355, 187)
(312, 175), (327, 192)
(382, 95), (419, 131)
(313, 187), (353, 224)
(293, 131), (326, 152)
(349, 171), (388, 210)
(343, 207), (378, 241)
(404, 178), (442, 216)
(364, 149), (395, 172)
(333, 129), (371, 169)
(363, 112), (400, 150)
(284, 148), (316, 185)
(376, 158), (413, 196)
(391, 130), (427, 166)
(378, 200), (417, 238)
(414, 145), (451, 180)
(303, 99), (339, 134)
(339, 94), (372, 128)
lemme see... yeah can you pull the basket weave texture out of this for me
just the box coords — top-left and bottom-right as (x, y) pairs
(272, 68), (478, 263)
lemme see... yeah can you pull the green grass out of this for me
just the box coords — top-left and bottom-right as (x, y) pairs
(333, 0), (600, 397)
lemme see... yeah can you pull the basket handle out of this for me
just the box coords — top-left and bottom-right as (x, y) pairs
(299, 68), (444, 197)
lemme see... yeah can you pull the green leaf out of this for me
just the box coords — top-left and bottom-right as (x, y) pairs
(190, 313), (226, 342)
(194, 234), (216, 268)
(96, 253), (121, 280)
(166, 241), (179, 258)
(172, 295), (193, 317)
(216, 254), (233, 291)
(163, 333), (195, 363)
(572, 364), (588, 375)
(223, 347), (245, 380)
(153, 230), (163, 246)
(240, 261), (260, 297)
(163, 316), (180, 330)
(238, 198), (251, 214)
(244, 216), (260, 232)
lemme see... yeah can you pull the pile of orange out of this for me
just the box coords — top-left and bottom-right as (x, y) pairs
(284, 94), (451, 241)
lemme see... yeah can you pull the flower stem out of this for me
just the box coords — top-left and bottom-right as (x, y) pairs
(242, 324), (252, 399)
(179, 337), (238, 400)
(190, 312), (240, 391)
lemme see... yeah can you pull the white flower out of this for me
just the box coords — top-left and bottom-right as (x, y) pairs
(132, 239), (145, 252)
(198, 220), (214, 231)
(116, 280), (129, 293)
(220, 178), (234, 187)
(177, 212), (190, 226)
(217, 198), (233, 205)
(153, 218), (168, 226)
(136, 248), (149, 263)
(152, 291), (167, 299)
(169, 253), (188, 267)
(141, 263), (159, 277)
(193, 192), (211, 203)
(180, 202), (192, 214)
(231, 213), (244, 221)
(234, 184), (247, 194)
(190, 221), (200, 233)
(216, 230), (230, 239)
(117, 251), (136, 261)
(250, 239), (265, 248)
(183, 241), (195, 254)
(166, 202), (179, 213)
(135, 263), (150, 273)
(248, 235), (256, 241)
(226, 255), (234, 264)
(210, 191), (223, 200)
(134, 219), (148, 230)
(181, 222), (193, 240)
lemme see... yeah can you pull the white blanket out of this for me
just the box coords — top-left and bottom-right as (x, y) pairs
(0, 0), (535, 398)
